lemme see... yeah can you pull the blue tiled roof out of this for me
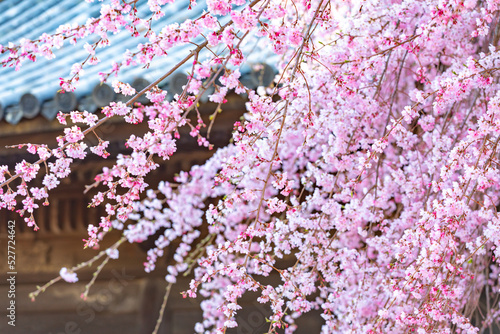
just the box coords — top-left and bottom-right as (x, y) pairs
(0, 0), (276, 124)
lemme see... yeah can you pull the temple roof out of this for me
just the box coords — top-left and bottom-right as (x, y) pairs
(0, 0), (275, 125)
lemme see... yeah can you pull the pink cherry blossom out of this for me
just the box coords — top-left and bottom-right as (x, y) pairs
(59, 267), (78, 283)
(4, 0), (500, 333)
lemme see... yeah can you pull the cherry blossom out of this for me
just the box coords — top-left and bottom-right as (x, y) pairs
(59, 267), (78, 283)
(4, 0), (500, 333)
